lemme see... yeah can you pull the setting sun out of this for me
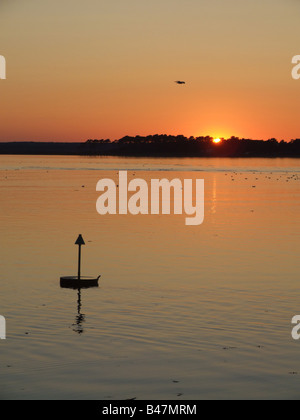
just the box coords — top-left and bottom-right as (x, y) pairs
(213, 138), (222, 144)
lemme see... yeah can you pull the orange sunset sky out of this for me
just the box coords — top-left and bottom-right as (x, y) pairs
(0, 0), (300, 142)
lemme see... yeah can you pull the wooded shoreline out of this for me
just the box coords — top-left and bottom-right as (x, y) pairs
(0, 135), (299, 157)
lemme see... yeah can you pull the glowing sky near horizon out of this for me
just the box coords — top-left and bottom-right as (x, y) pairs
(0, 0), (300, 141)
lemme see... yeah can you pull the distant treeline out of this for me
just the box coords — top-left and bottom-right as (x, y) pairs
(0, 135), (300, 157)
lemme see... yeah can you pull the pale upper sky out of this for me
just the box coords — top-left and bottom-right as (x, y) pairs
(0, 0), (300, 141)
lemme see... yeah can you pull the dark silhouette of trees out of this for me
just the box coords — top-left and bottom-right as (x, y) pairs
(0, 136), (299, 157)
(80, 135), (300, 157)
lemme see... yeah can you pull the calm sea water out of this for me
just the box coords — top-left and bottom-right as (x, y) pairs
(0, 155), (299, 400)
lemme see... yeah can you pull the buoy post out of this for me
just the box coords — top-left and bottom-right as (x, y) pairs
(75, 234), (85, 280)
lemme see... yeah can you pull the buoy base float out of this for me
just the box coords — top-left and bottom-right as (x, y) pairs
(60, 275), (100, 289)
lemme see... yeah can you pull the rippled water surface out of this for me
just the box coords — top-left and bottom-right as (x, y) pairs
(0, 155), (299, 400)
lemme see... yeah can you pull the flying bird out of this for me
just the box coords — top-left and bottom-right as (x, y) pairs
(175, 80), (186, 85)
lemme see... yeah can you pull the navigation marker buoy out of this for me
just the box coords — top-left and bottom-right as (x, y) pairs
(60, 234), (100, 288)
